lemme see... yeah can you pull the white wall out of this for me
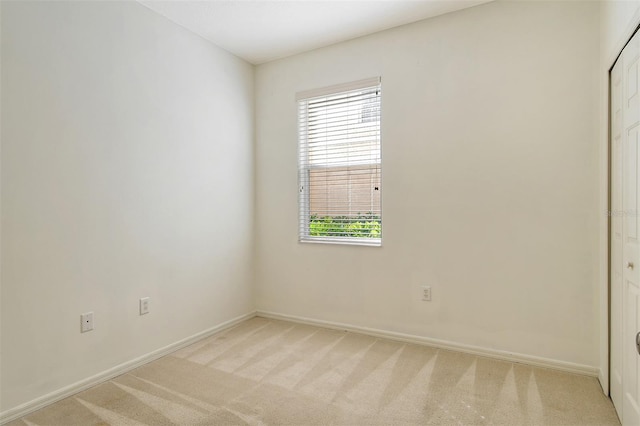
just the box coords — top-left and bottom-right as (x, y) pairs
(1, 1), (254, 413)
(255, 0), (601, 369)
(597, 0), (640, 394)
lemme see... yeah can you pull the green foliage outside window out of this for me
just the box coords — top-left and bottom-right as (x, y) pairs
(309, 213), (381, 238)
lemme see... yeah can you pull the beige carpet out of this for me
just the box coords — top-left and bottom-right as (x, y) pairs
(8, 317), (620, 425)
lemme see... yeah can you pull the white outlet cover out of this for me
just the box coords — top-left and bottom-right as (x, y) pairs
(140, 297), (150, 315)
(81, 312), (94, 333)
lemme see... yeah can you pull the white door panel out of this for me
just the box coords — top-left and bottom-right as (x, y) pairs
(613, 28), (640, 426)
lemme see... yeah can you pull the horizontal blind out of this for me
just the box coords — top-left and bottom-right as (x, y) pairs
(298, 78), (382, 245)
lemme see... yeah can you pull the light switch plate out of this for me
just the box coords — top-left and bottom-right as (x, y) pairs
(140, 297), (150, 315)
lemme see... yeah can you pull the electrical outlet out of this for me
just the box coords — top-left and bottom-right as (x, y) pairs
(421, 286), (432, 302)
(81, 312), (94, 332)
(140, 297), (150, 315)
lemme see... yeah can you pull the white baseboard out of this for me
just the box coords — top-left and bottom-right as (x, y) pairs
(598, 368), (609, 396)
(0, 311), (257, 425)
(256, 310), (599, 378)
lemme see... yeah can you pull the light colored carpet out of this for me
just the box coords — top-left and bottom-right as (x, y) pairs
(8, 317), (620, 425)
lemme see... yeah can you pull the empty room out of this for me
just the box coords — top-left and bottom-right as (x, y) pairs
(1, 0), (639, 424)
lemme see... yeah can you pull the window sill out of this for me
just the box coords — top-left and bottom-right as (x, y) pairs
(299, 237), (382, 247)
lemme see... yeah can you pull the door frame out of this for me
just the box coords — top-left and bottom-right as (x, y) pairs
(605, 12), (640, 397)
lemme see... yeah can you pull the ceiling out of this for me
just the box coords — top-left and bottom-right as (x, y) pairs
(138, 0), (492, 64)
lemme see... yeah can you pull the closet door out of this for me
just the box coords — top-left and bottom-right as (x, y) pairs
(612, 28), (640, 426)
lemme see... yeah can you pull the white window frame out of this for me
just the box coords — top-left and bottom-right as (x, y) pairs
(297, 77), (382, 247)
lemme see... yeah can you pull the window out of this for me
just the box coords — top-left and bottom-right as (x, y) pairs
(297, 77), (382, 246)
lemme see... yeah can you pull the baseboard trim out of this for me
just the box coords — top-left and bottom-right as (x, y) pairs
(0, 311), (257, 425)
(256, 310), (599, 378)
(598, 368), (608, 395)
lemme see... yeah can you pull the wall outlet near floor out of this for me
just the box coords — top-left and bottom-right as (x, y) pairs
(140, 297), (150, 315)
(421, 286), (432, 301)
(80, 312), (94, 332)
